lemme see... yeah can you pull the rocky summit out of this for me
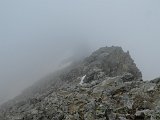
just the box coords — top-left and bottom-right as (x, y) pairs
(0, 46), (160, 120)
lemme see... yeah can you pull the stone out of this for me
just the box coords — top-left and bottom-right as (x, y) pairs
(1, 46), (160, 120)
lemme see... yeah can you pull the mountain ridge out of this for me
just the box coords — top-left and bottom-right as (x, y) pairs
(0, 46), (160, 120)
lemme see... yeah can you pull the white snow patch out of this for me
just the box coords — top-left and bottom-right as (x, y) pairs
(79, 75), (86, 85)
(147, 86), (155, 92)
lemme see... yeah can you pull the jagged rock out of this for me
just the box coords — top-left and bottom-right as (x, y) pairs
(0, 46), (160, 120)
(121, 73), (134, 82)
(84, 46), (142, 80)
(151, 77), (160, 84)
(134, 112), (145, 120)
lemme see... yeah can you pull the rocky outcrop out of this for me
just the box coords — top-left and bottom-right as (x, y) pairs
(1, 46), (159, 120)
(61, 46), (142, 84)
(83, 46), (142, 80)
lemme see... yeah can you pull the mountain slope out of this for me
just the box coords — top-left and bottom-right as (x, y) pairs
(1, 46), (160, 120)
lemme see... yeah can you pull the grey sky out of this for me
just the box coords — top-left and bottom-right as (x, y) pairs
(0, 0), (160, 104)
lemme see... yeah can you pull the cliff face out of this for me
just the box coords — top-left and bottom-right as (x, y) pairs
(0, 46), (160, 120)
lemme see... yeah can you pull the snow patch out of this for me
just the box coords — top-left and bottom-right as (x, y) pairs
(147, 86), (155, 92)
(79, 75), (86, 85)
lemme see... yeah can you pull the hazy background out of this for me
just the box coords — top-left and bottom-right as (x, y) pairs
(0, 0), (160, 104)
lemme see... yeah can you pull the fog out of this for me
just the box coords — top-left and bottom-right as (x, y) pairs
(0, 0), (160, 104)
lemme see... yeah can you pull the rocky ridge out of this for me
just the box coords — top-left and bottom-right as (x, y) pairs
(0, 46), (160, 120)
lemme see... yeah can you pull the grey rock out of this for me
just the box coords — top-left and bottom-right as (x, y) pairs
(1, 46), (160, 120)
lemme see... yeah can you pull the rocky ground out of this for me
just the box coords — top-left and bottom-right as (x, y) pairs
(0, 46), (160, 120)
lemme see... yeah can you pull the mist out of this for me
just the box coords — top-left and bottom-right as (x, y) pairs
(0, 0), (160, 104)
